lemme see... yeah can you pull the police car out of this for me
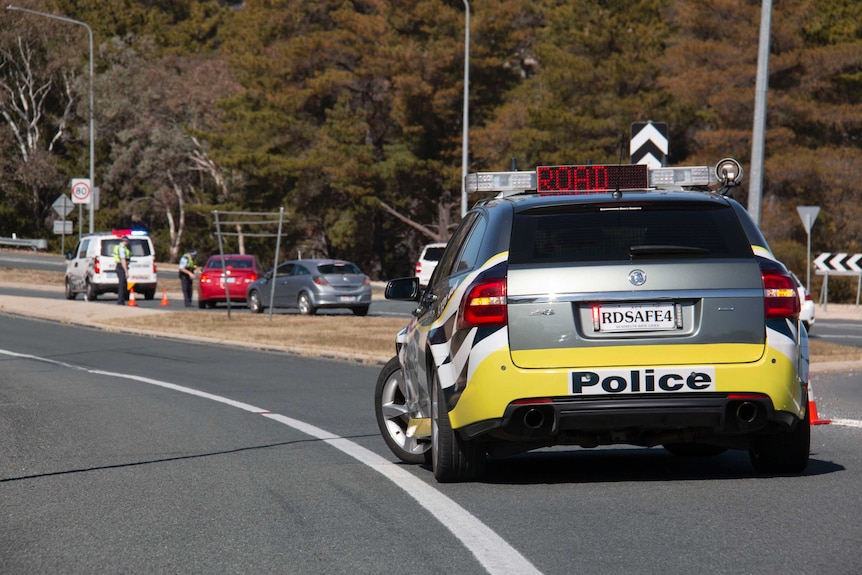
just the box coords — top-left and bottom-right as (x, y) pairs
(376, 158), (810, 482)
(65, 230), (158, 301)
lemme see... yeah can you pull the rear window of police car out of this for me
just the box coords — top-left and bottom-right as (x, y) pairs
(100, 239), (153, 258)
(508, 201), (753, 264)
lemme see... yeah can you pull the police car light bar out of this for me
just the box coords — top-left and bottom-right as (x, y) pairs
(465, 158), (743, 197)
(465, 171), (537, 195)
(648, 166), (713, 187)
(111, 229), (148, 237)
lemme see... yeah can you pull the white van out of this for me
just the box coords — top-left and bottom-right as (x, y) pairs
(414, 242), (446, 287)
(65, 230), (158, 301)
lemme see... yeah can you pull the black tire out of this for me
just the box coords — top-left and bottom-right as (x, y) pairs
(663, 443), (727, 457)
(749, 403), (810, 474)
(352, 305), (370, 317)
(85, 281), (98, 301)
(248, 290), (264, 314)
(431, 371), (485, 482)
(297, 292), (316, 315)
(65, 279), (76, 300)
(143, 290), (155, 301)
(374, 357), (431, 464)
(198, 298), (207, 309)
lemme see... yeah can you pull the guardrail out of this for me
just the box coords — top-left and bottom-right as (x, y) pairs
(0, 237), (48, 251)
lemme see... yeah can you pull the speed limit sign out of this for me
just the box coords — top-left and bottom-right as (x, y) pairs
(71, 178), (91, 204)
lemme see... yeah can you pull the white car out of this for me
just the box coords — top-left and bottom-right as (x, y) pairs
(414, 242), (446, 287)
(65, 230), (158, 301)
(790, 271), (815, 332)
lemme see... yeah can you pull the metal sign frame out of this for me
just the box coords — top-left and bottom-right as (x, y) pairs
(212, 208), (287, 320)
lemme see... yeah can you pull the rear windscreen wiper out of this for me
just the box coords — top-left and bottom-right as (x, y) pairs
(629, 245), (711, 258)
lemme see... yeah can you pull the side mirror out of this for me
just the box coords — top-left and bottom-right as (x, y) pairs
(385, 277), (421, 301)
(265, 270), (274, 280)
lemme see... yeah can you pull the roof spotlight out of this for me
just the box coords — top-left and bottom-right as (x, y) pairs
(715, 158), (743, 186)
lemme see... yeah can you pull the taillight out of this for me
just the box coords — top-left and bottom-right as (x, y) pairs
(458, 278), (507, 329)
(94, 256), (101, 274)
(415, 262), (422, 275)
(200, 272), (210, 284)
(153, 263), (158, 273)
(762, 269), (800, 319)
(313, 276), (330, 286)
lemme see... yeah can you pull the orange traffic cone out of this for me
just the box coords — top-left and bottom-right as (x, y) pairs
(159, 288), (170, 306)
(808, 381), (831, 425)
(128, 288), (138, 307)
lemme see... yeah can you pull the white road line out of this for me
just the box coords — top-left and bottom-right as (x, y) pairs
(1, 349), (542, 575)
(830, 418), (862, 428)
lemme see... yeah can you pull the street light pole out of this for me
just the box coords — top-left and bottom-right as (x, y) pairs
(460, 0), (470, 218)
(6, 4), (95, 234)
(748, 0), (772, 227)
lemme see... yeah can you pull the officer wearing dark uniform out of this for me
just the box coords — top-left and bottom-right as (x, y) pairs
(178, 249), (198, 307)
(113, 236), (131, 305)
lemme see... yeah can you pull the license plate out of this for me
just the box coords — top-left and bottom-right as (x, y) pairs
(595, 303), (678, 332)
(339, 296), (355, 302)
(225, 277), (236, 283)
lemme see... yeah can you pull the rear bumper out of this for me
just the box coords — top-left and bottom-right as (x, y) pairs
(93, 280), (157, 294)
(315, 291), (372, 307)
(199, 286), (250, 301)
(447, 342), (806, 444)
(476, 393), (795, 441)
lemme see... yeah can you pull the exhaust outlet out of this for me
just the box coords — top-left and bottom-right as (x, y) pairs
(736, 401), (758, 423)
(523, 408), (546, 430)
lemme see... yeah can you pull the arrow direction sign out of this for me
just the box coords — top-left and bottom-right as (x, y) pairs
(814, 253), (831, 272)
(815, 252), (862, 276)
(829, 253), (848, 272)
(630, 121), (668, 168)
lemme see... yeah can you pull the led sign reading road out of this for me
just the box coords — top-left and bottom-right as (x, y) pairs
(537, 164), (649, 195)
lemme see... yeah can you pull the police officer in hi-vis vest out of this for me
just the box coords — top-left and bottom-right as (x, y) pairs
(113, 236), (131, 305)
(178, 249), (198, 307)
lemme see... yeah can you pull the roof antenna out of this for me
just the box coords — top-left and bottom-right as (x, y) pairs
(613, 134), (625, 199)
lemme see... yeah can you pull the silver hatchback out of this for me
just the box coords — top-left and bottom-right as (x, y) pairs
(247, 258), (372, 316)
(378, 159), (810, 483)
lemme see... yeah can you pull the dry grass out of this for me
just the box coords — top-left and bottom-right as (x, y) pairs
(115, 312), (406, 362)
(805, 339), (862, 363)
(5, 262), (862, 365)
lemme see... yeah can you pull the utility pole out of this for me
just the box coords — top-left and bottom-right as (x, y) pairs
(748, 0), (772, 226)
(460, 0), (470, 218)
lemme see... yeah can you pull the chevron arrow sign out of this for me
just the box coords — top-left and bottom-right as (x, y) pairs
(630, 121), (668, 168)
(814, 252), (862, 275)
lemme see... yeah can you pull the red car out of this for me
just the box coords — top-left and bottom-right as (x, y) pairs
(197, 254), (261, 308)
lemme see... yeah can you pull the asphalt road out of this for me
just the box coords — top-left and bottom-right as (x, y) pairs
(2, 311), (862, 574)
(810, 318), (862, 349)
(3, 250), (862, 574)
